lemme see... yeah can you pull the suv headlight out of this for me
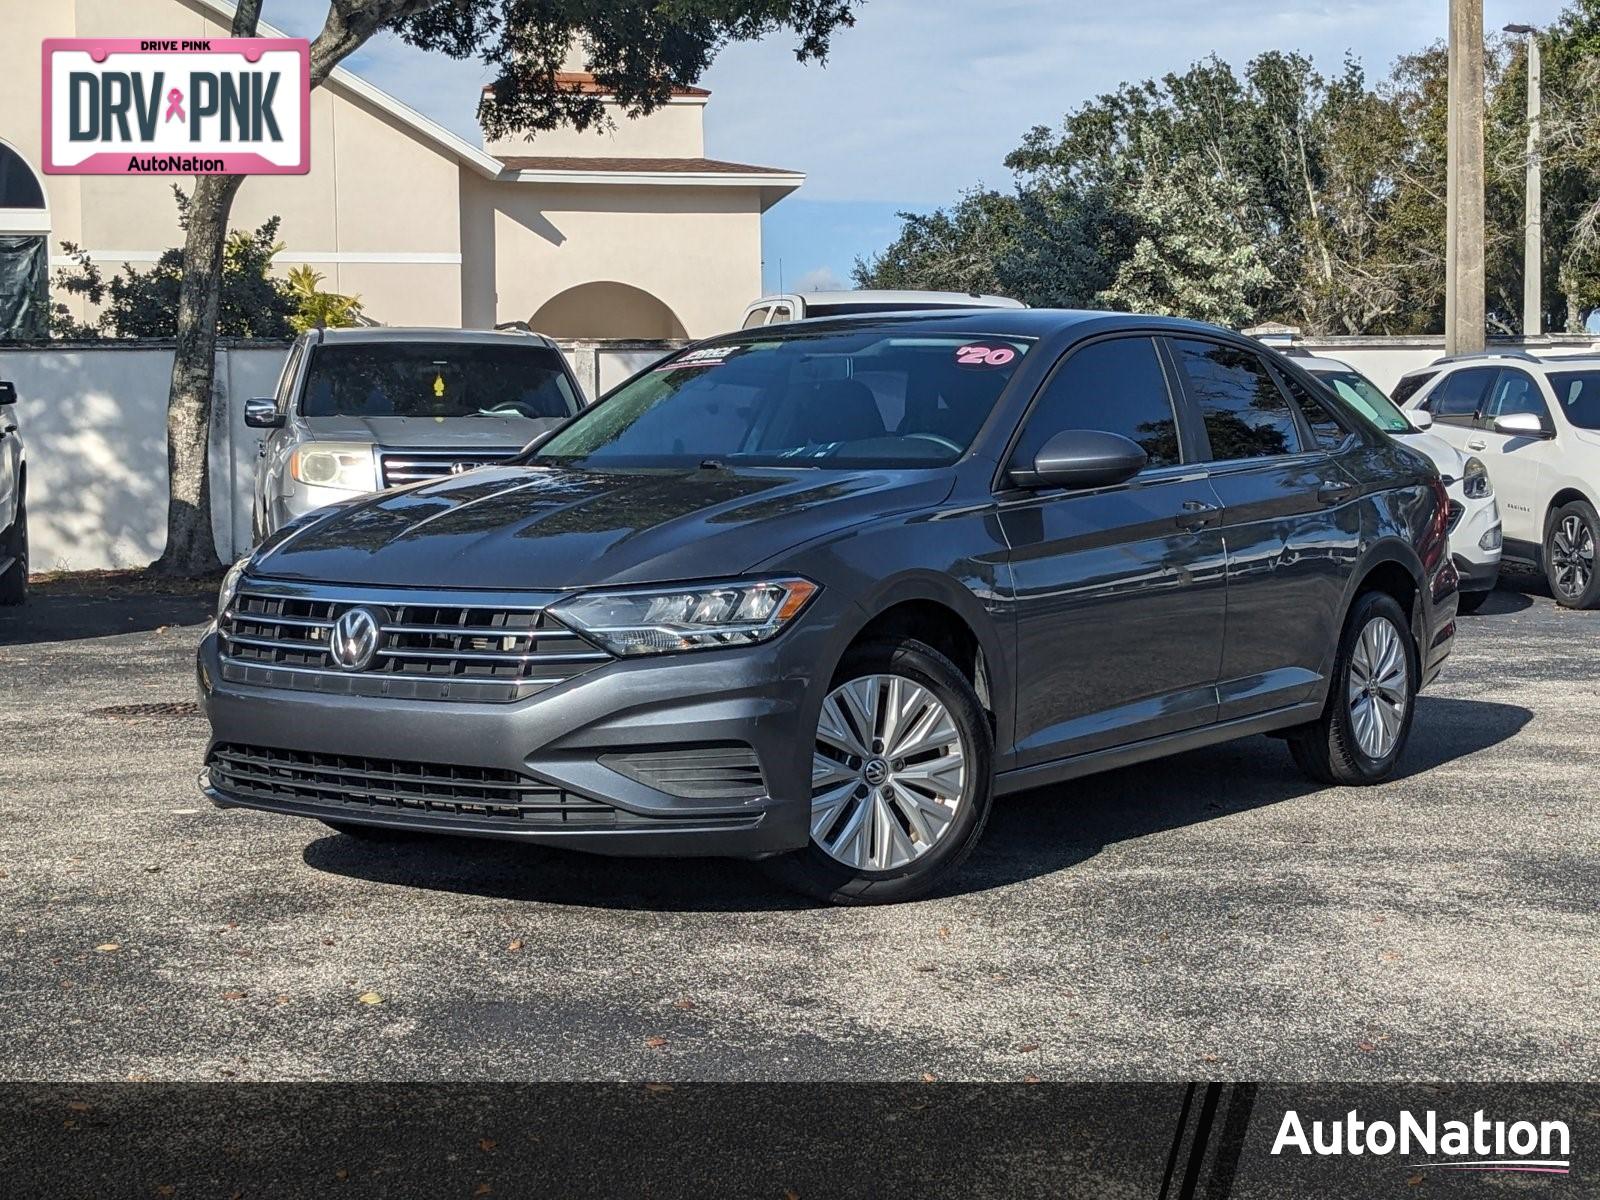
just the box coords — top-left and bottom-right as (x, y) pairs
(1461, 456), (1493, 500)
(217, 556), (249, 620)
(289, 442), (378, 492)
(550, 578), (818, 656)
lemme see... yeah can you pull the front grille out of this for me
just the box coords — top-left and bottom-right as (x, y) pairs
(208, 744), (618, 826)
(379, 448), (521, 488)
(1447, 501), (1465, 533)
(219, 580), (609, 702)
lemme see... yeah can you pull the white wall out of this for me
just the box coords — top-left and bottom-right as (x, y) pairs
(0, 339), (674, 571)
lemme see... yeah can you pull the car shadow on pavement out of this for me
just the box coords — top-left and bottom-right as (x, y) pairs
(300, 695), (1532, 911)
(0, 591), (212, 645)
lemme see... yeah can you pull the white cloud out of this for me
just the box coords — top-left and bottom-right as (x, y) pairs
(794, 266), (847, 293)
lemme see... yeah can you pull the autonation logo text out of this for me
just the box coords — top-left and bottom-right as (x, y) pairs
(1272, 1108), (1571, 1175)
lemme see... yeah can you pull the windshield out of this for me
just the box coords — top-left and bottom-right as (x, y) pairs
(1313, 368), (1413, 434)
(1548, 370), (1600, 430)
(533, 331), (1033, 469)
(300, 343), (581, 421)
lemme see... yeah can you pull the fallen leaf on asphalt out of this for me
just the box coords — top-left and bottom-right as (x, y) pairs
(645, 1036), (667, 1050)
(94, 943), (119, 953)
(335, 1169), (348, 1181)
(785, 1189), (801, 1200)
(478, 1138), (496, 1153)
(914, 964), (936, 973)
(276, 995), (290, 1006)
(67, 1102), (91, 1113)
(473, 1184), (493, 1197)
(143, 866), (161, 873)
(673, 998), (695, 1010)
(1357, 1040), (1377, 1053)
(1406, 1174), (1423, 1187)
(156, 1187), (175, 1197)
(1201, 1054), (1220, 1064)
(1017, 1042), (1039, 1053)
(322, 937), (336, 946)
(222, 990), (247, 1001)
(1023, 1074), (1041, 1084)
(1379, 950), (1400, 962)
(938, 926), (951, 939)
(644, 1082), (674, 1094)
(506, 939), (524, 952)
(357, 992), (383, 1006)
(919, 1073), (937, 1083)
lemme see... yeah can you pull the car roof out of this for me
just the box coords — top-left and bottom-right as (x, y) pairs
(752, 290), (1027, 310)
(309, 326), (559, 348)
(707, 308), (1258, 343)
(1284, 353), (1356, 373)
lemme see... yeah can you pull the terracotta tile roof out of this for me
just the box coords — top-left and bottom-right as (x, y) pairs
(482, 73), (711, 99)
(496, 156), (798, 176)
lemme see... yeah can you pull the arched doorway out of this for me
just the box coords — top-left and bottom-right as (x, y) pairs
(0, 139), (50, 340)
(530, 282), (687, 340)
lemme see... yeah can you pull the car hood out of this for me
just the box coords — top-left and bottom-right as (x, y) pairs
(253, 465), (952, 589)
(303, 414), (558, 449)
(1393, 429), (1464, 477)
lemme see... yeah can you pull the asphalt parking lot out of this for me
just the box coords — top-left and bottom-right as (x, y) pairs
(1, 576), (1595, 1083)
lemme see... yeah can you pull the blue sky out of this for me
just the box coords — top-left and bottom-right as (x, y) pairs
(265, 0), (1570, 293)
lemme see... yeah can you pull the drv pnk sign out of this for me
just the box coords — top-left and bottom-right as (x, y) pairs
(42, 38), (310, 175)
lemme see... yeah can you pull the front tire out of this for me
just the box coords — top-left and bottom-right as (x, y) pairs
(762, 638), (994, 905)
(1545, 500), (1600, 609)
(1289, 591), (1418, 786)
(0, 497), (27, 607)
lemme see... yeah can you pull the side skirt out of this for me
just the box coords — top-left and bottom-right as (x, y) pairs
(993, 701), (1323, 797)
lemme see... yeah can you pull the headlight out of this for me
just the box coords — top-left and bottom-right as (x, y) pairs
(550, 578), (819, 656)
(217, 556), (249, 620)
(1461, 456), (1493, 500)
(289, 442), (378, 492)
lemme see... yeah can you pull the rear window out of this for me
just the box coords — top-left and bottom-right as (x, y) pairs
(1390, 371), (1438, 405)
(300, 343), (581, 421)
(1548, 370), (1600, 430)
(536, 331), (1033, 469)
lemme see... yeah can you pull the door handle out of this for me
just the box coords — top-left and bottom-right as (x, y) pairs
(1317, 479), (1358, 505)
(1465, 438), (1487, 451)
(1176, 499), (1222, 531)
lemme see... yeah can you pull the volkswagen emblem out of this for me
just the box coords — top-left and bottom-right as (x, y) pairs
(329, 606), (382, 672)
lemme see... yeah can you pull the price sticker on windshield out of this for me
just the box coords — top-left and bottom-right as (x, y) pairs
(655, 346), (740, 371)
(955, 345), (1017, 367)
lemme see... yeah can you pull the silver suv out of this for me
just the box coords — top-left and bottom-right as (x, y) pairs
(0, 378), (25, 605)
(246, 328), (585, 539)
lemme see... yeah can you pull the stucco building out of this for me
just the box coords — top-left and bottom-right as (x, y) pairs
(0, 0), (802, 338)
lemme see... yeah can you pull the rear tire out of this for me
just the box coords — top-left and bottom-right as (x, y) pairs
(1544, 499), (1600, 609)
(1455, 588), (1491, 614)
(761, 638), (993, 905)
(1289, 591), (1418, 786)
(0, 497), (27, 607)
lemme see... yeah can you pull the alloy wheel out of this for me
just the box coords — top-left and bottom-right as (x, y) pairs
(1346, 616), (1409, 760)
(1551, 514), (1595, 599)
(811, 673), (967, 871)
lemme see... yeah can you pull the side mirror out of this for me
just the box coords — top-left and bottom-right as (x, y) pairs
(1408, 408), (1434, 431)
(1011, 429), (1148, 490)
(244, 397), (284, 429)
(1493, 411), (1548, 438)
(0, 381), (16, 406)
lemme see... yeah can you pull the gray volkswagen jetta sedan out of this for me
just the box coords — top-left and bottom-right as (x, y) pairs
(198, 310), (1459, 903)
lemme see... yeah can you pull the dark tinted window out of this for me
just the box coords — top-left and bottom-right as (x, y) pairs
(301, 343), (581, 420)
(1172, 340), (1301, 460)
(1425, 368), (1494, 419)
(1549, 370), (1600, 430)
(1279, 371), (1350, 450)
(1391, 371), (1438, 404)
(1013, 337), (1179, 470)
(0, 145), (45, 209)
(536, 331), (1032, 468)
(1483, 369), (1547, 422)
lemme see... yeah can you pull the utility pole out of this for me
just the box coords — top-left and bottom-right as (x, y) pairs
(1506, 23), (1543, 337)
(1446, 0), (1487, 355)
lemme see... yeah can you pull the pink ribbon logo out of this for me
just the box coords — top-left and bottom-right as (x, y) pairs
(164, 87), (185, 123)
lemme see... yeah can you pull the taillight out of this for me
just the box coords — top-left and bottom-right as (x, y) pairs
(1421, 475), (1451, 572)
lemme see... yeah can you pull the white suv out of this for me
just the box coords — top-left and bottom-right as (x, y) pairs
(1294, 355), (1502, 611)
(1393, 352), (1600, 608)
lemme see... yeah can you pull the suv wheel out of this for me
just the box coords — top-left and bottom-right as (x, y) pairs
(1289, 591), (1417, 785)
(0, 496), (27, 607)
(762, 638), (993, 905)
(1545, 500), (1600, 609)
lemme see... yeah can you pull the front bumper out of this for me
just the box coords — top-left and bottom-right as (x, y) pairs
(196, 614), (833, 857)
(1449, 493), (1502, 592)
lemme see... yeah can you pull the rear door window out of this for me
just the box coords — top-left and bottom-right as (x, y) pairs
(1170, 339), (1302, 461)
(1424, 368), (1495, 423)
(1277, 370), (1351, 450)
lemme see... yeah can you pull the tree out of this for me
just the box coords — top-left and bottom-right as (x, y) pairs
(157, 0), (859, 575)
(51, 187), (295, 339)
(852, 190), (1021, 295)
(287, 266), (364, 333)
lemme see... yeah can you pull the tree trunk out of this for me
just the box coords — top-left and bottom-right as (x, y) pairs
(153, 172), (245, 575)
(1567, 288), (1585, 333)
